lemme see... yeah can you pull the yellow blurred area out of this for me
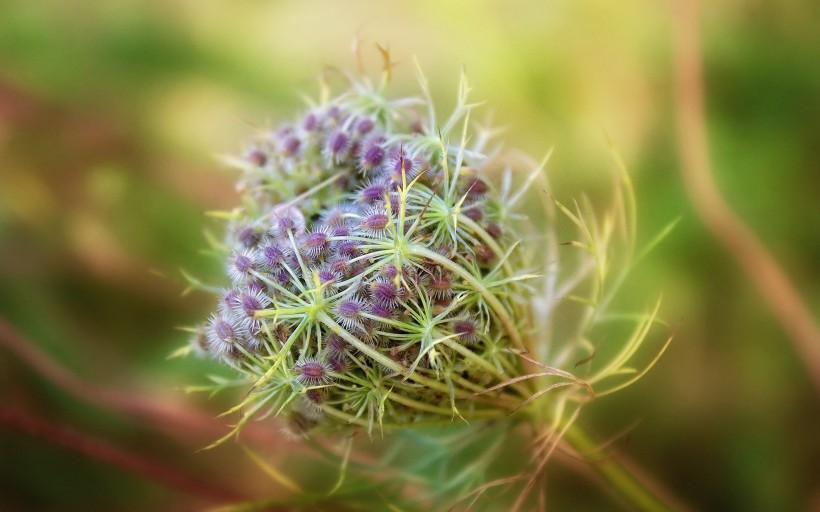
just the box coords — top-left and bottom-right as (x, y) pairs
(0, 170), (56, 227)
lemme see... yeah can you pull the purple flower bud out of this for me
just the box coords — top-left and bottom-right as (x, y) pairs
(328, 256), (352, 277)
(326, 334), (347, 355)
(277, 216), (297, 234)
(463, 206), (484, 223)
(305, 388), (326, 405)
(335, 298), (365, 330)
(246, 149), (267, 167)
(334, 240), (359, 258)
(485, 222), (503, 239)
(258, 243), (286, 268)
(358, 181), (387, 203)
(330, 225), (350, 237)
(218, 288), (240, 314)
(302, 229), (331, 258)
(356, 118), (374, 135)
(324, 130), (350, 163)
(328, 354), (348, 373)
(321, 205), (352, 227)
(380, 264), (399, 279)
(206, 313), (247, 359)
(228, 249), (257, 283)
(245, 276), (267, 294)
(234, 224), (261, 248)
(369, 302), (395, 321)
(234, 289), (271, 332)
(465, 178), (488, 197)
(325, 105), (341, 121)
(427, 271), (453, 299)
(303, 112), (318, 131)
(361, 208), (390, 234)
(294, 358), (331, 385)
(452, 318), (479, 343)
(388, 193), (400, 214)
(270, 204), (306, 237)
(474, 244), (495, 266)
(238, 290), (267, 315)
(369, 278), (402, 307)
(316, 267), (338, 284)
(358, 137), (385, 171)
(385, 147), (417, 184)
(282, 135), (301, 156)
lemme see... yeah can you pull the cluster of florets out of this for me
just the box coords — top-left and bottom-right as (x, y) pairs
(195, 77), (531, 436)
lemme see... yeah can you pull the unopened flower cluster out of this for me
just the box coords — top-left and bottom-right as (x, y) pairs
(196, 77), (532, 436)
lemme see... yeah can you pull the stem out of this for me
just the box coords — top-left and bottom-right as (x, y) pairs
(671, 0), (820, 392)
(0, 407), (243, 503)
(561, 424), (676, 512)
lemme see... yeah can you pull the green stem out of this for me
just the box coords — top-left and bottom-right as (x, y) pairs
(562, 424), (673, 512)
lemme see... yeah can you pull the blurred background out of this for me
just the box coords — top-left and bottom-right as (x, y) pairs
(1, 0), (819, 510)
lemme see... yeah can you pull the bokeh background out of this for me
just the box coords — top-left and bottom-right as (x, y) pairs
(1, 1), (819, 510)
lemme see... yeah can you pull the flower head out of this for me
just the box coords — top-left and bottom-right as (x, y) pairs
(194, 64), (588, 440)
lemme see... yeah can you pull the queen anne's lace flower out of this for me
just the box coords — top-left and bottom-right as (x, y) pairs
(193, 68), (587, 441)
(186, 59), (673, 511)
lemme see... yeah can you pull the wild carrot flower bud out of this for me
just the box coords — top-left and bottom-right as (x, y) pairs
(315, 267), (338, 285)
(257, 242), (286, 268)
(232, 222), (262, 248)
(485, 222), (503, 240)
(360, 208), (391, 234)
(425, 269), (454, 299)
(324, 130), (350, 164)
(279, 132), (301, 156)
(301, 228), (331, 259)
(206, 313), (246, 359)
(334, 298), (366, 331)
(192, 60), (662, 461)
(462, 206), (484, 223)
(302, 112), (318, 131)
(369, 278), (402, 307)
(200, 61), (529, 429)
(358, 181), (387, 203)
(356, 117), (375, 135)
(294, 357), (332, 385)
(180, 50), (678, 512)
(246, 149), (267, 168)
(368, 301), (395, 321)
(358, 136), (385, 171)
(452, 318), (480, 344)
(227, 249), (257, 283)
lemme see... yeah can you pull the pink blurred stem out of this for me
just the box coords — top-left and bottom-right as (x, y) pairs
(671, 0), (820, 391)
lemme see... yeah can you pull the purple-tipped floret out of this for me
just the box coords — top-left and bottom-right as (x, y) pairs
(358, 137), (385, 171)
(324, 130), (350, 163)
(452, 318), (479, 343)
(302, 229), (331, 258)
(294, 358), (331, 385)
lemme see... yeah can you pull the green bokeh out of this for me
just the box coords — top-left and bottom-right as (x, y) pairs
(1, 1), (818, 510)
